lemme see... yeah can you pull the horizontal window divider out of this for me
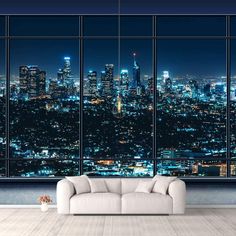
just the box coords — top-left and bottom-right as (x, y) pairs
(7, 158), (82, 161)
(0, 158), (232, 163)
(83, 159), (156, 161)
(2, 36), (234, 39)
(156, 158), (230, 161)
(0, 177), (64, 183)
(0, 14), (235, 16)
(5, 36), (82, 39)
(2, 177), (236, 184)
(1, 158), (232, 161)
(83, 36), (154, 39)
(155, 36), (229, 39)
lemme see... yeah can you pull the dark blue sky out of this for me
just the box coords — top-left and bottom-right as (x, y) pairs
(10, 40), (80, 79)
(0, 16), (236, 79)
(84, 39), (153, 79)
(157, 40), (226, 77)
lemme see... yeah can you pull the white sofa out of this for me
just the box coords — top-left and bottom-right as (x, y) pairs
(57, 178), (186, 215)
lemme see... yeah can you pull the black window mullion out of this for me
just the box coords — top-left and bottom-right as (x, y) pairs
(79, 16), (84, 175)
(226, 15), (231, 177)
(153, 16), (157, 176)
(5, 16), (10, 177)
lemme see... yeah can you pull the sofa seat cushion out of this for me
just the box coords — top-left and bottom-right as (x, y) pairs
(70, 193), (121, 214)
(122, 193), (173, 214)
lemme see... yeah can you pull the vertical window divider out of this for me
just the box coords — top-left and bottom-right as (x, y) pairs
(153, 16), (157, 176)
(79, 16), (84, 175)
(5, 16), (10, 177)
(226, 15), (231, 178)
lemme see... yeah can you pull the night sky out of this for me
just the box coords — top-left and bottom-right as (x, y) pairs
(10, 39), (80, 79)
(157, 40), (226, 78)
(0, 16), (236, 79)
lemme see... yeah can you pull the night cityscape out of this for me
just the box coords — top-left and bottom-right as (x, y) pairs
(0, 16), (236, 178)
(0, 51), (235, 177)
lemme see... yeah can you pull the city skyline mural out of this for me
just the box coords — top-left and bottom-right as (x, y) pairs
(0, 15), (236, 178)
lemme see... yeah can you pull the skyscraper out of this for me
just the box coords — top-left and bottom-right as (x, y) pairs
(19, 66), (29, 96)
(88, 70), (97, 97)
(147, 77), (153, 95)
(203, 83), (211, 97)
(57, 57), (76, 97)
(19, 65), (46, 98)
(38, 71), (46, 96)
(101, 64), (114, 97)
(63, 57), (72, 78)
(165, 77), (172, 93)
(162, 71), (170, 83)
(120, 69), (129, 96)
(215, 83), (224, 95)
(131, 53), (141, 89)
(189, 80), (199, 98)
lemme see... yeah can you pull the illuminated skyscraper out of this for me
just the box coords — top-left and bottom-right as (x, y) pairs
(131, 53), (141, 89)
(101, 64), (114, 97)
(162, 71), (170, 83)
(120, 69), (129, 96)
(63, 57), (72, 78)
(57, 69), (64, 84)
(147, 77), (153, 94)
(88, 70), (97, 97)
(165, 77), (172, 93)
(19, 66), (29, 96)
(215, 83), (224, 95)
(19, 65), (46, 98)
(38, 71), (46, 96)
(57, 57), (76, 97)
(189, 80), (199, 98)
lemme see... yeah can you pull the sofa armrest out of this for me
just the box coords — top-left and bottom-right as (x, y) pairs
(57, 179), (75, 214)
(168, 179), (186, 214)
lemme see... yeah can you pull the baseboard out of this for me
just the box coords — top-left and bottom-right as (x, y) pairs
(0, 204), (236, 209)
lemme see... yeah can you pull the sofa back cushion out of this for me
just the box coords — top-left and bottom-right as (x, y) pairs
(135, 180), (156, 193)
(152, 176), (177, 195)
(104, 179), (121, 194)
(121, 178), (151, 194)
(66, 175), (91, 194)
(89, 179), (108, 193)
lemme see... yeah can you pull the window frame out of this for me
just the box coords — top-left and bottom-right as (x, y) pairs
(0, 14), (234, 182)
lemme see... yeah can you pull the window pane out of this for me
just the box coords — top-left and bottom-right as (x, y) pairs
(9, 159), (80, 177)
(83, 16), (118, 36)
(120, 39), (153, 158)
(231, 17), (236, 36)
(0, 160), (5, 177)
(157, 16), (226, 36)
(0, 40), (5, 159)
(83, 160), (153, 177)
(157, 40), (226, 159)
(10, 40), (80, 162)
(120, 16), (153, 36)
(0, 17), (5, 36)
(10, 16), (79, 36)
(83, 39), (153, 160)
(157, 160), (226, 177)
(231, 40), (236, 159)
(230, 162), (236, 176)
(83, 39), (118, 158)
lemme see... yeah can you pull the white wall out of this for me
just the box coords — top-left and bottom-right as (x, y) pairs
(0, 183), (236, 205)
